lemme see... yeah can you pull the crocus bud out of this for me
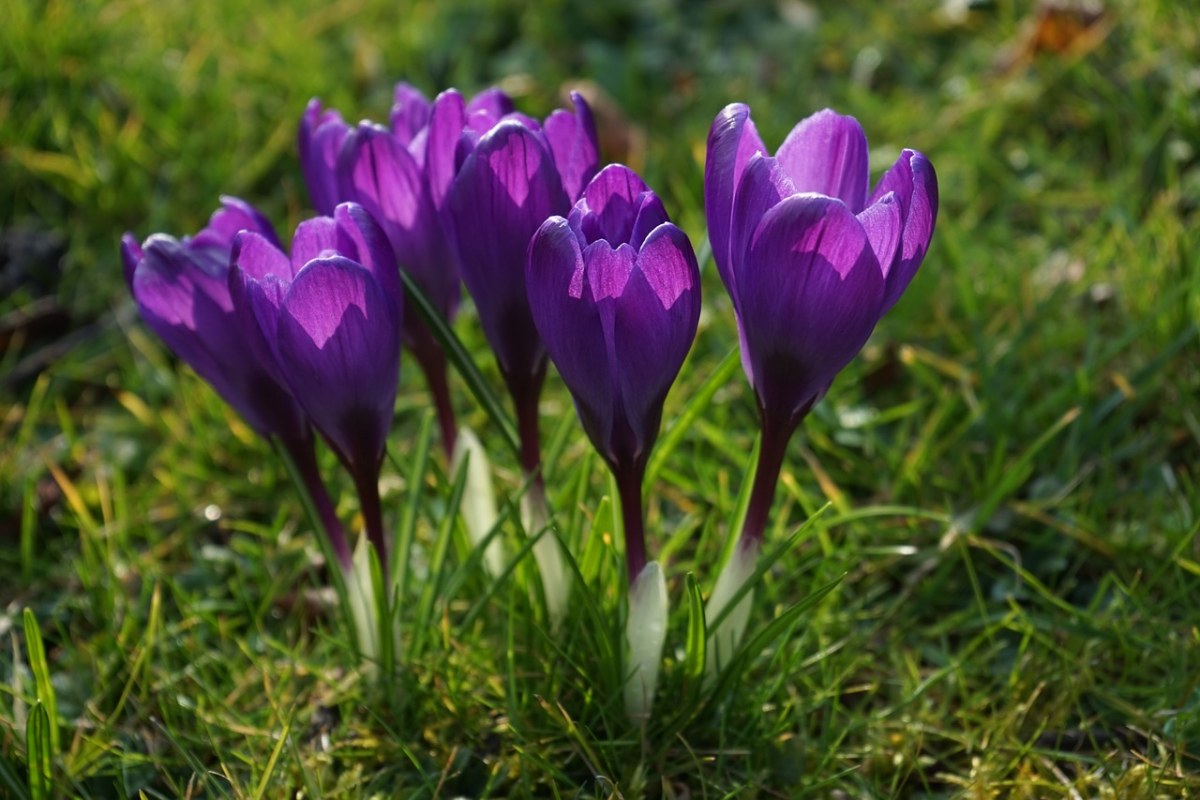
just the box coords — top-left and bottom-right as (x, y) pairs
(445, 91), (600, 406)
(231, 202), (402, 570)
(298, 98), (351, 216)
(231, 203), (401, 481)
(527, 164), (700, 580)
(122, 197), (304, 444)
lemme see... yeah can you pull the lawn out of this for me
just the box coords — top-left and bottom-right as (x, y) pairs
(2, 0), (1199, 796)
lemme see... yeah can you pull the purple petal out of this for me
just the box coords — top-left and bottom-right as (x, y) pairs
(736, 194), (885, 424)
(704, 103), (768, 293)
(856, 192), (902, 282)
(727, 154), (794, 310)
(134, 235), (305, 441)
(448, 121), (568, 379)
(335, 132), (454, 325)
(608, 224), (700, 463)
(868, 149), (938, 313)
(332, 203), (403, 317)
(543, 91), (600, 203)
(275, 257), (400, 473)
(191, 196), (282, 252)
(232, 230), (292, 283)
(390, 82), (432, 148)
(427, 90), (468, 211)
(570, 163), (654, 246)
(775, 109), (870, 211)
(298, 99), (350, 216)
(290, 216), (341, 273)
(120, 233), (143, 290)
(526, 217), (614, 451)
(466, 87), (515, 118)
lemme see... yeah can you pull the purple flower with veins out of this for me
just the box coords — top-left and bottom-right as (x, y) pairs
(527, 164), (700, 580)
(230, 202), (402, 572)
(444, 90), (599, 482)
(301, 84), (520, 457)
(121, 197), (349, 567)
(705, 102), (938, 549)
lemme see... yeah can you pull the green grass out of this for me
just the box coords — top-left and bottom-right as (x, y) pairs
(3, 0), (1200, 796)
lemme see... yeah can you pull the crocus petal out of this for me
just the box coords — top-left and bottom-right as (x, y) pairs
(526, 217), (614, 449)
(856, 192), (902, 283)
(728, 154), (795, 306)
(120, 233), (143, 290)
(608, 224), (700, 463)
(868, 149), (939, 313)
(543, 91), (600, 202)
(134, 235), (305, 441)
(290, 217), (341, 273)
(335, 129), (452, 318)
(571, 163), (653, 246)
(390, 82), (432, 147)
(332, 203), (403, 318)
(191, 196), (282, 252)
(775, 109), (869, 211)
(448, 121), (567, 378)
(466, 87), (515, 118)
(736, 194), (885, 423)
(275, 257), (400, 472)
(704, 103), (768, 292)
(426, 90), (468, 211)
(628, 193), (671, 250)
(298, 100), (350, 216)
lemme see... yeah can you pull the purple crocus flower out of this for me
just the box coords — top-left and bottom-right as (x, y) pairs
(121, 197), (349, 567)
(444, 90), (600, 479)
(705, 103), (938, 549)
(527, 164), (700, 580)
(230, 202), (402, 571)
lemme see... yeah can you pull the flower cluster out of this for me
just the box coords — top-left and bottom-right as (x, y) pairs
(122, 84), (936, 718)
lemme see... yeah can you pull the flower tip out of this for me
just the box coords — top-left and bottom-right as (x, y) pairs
(120, 233), (143, 288)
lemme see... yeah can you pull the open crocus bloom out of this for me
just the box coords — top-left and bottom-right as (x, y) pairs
(705, 104), (938, 431)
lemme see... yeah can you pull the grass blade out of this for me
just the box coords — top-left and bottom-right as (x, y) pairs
(399, 270), (519, 458)
(21, 610), (57, 755)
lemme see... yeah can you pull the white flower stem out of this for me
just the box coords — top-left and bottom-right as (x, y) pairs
(625, 561), (668, 724)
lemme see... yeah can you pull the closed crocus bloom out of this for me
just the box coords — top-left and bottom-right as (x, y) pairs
(122, 197), (303, 443)
(122, 197), (349, 567)
(445, 91), (599, 474)
(298, 98), (352, 216)
(702, 104), (938, 679)
(231, 202), (402, 569)
(527, 164), (700, 580)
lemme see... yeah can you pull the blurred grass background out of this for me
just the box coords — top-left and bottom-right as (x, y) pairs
(2, 0), (1200, 796)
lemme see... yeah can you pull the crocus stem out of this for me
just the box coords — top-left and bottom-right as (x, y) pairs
(353, 468), (389, 586)
(285, 437), (351, 572)
(615, 464), (648, 581)
(508, 366), (548, 485)
(411, 330), (458, 459)
(739, 411), (799, 549)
